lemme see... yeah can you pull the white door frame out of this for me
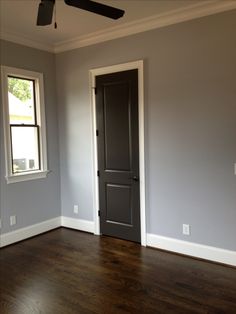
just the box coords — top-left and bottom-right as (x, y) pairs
(89, 60), (146, 246)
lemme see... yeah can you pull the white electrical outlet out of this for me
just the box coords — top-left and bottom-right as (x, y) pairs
(234, 163), (236, 175)
(10, 215), (16, 226)
(183, 224), (190, 235)
(74, 205), (79, 214)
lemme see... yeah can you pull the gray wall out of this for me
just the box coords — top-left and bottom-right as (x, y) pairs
(56, 10), (236, 251)
(0, 40), (61, 234)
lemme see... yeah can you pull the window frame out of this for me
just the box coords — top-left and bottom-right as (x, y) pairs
(1, 66), (48, 183)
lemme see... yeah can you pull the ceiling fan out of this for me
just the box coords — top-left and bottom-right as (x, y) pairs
(37, 0), (125, 26)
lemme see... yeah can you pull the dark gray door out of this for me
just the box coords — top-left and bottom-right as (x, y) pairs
(96, 69), (141, 243)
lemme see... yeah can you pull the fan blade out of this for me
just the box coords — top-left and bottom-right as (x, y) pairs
(64, 0), (125, 20)
(37, 0), (55, 26)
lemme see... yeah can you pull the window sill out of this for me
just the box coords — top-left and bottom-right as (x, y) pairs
(6, 170), (49, 184)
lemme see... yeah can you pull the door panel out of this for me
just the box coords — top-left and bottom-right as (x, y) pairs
(104, 82), (131, 171)
(106, 183), (132, 226)
(96, 69), (141, 243)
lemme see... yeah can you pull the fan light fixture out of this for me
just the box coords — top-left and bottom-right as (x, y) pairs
(37, 0), (125, 27)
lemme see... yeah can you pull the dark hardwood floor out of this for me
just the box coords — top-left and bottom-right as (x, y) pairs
(0, 228), (235, 314)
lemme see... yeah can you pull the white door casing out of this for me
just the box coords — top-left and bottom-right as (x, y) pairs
(89, 60), (146, 246)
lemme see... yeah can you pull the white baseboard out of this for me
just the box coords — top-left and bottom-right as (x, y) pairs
(0, 217), (61, 248)
(1, 218), (235, 267)
(147, 233), (236, 267)
(0, 216), (94, 248)
(61, 216), (94, 234)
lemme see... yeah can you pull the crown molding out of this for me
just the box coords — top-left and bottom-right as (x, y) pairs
(1, 1), (236, 54)
(0, 30), (54, 53)
(54, 0), (236, 53)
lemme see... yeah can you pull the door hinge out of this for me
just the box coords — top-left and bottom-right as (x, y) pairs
(98, 210), (100, 217)
(97, 170), (100, 177)
(96, 130), (99, 136)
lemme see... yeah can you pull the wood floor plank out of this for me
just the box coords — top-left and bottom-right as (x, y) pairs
(0, 228), (235, 313)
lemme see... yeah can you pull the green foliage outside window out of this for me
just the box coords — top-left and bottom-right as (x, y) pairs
(8, 77), (32, 102)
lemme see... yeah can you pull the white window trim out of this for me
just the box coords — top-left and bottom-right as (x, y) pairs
(1, 66), (48, 184)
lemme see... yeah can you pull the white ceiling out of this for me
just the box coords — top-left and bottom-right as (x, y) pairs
(1, 0), (236, 52)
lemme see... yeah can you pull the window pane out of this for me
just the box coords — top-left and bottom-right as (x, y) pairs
(8, 77), (35, 124)
(11, 126), (40, 173)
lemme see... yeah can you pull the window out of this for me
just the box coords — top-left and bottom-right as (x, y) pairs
(1, 66), (48, 183)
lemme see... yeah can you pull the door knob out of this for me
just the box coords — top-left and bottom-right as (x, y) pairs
(130, 176), (139, 181)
